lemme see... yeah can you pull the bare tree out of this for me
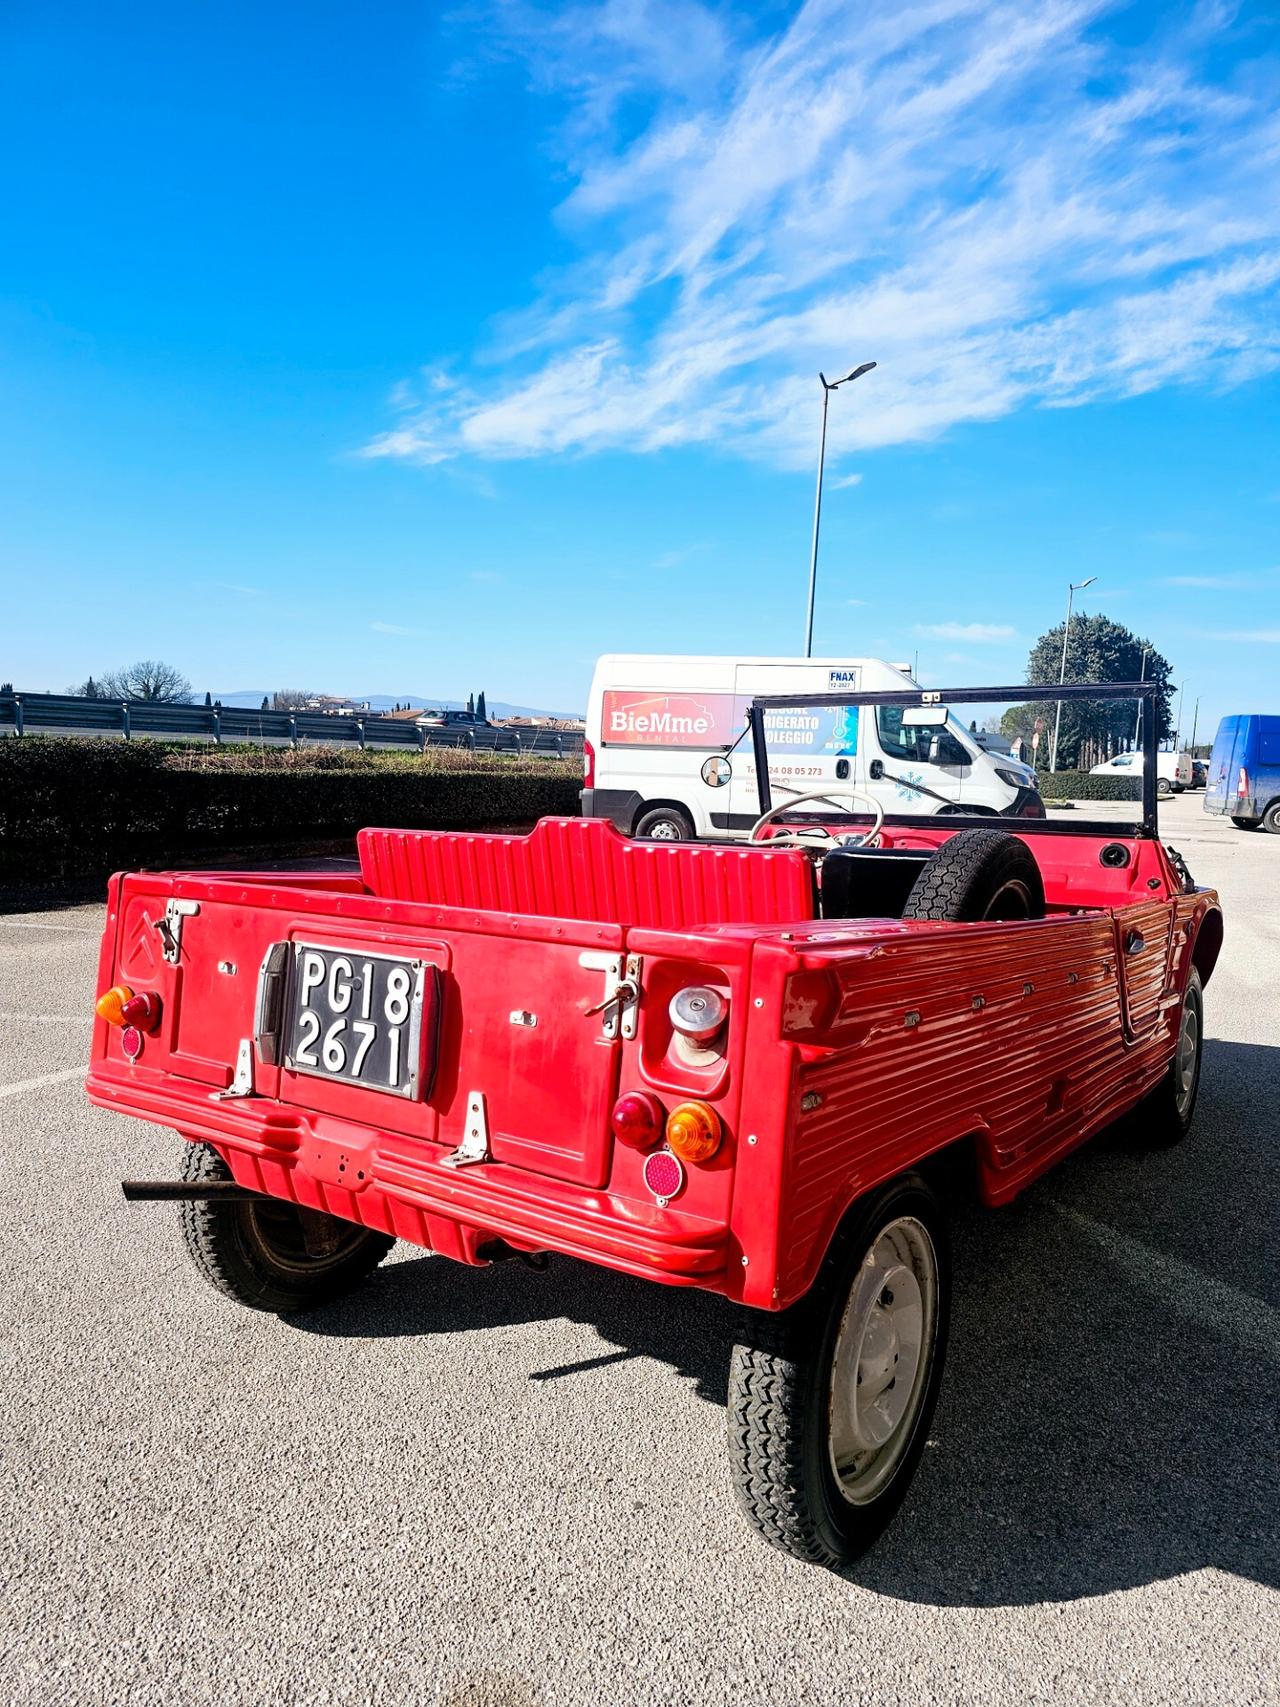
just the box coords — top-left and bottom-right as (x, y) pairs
(271, 688), (322, 711)
(68, 676), (103, 698)
(100, 660), (193, 703)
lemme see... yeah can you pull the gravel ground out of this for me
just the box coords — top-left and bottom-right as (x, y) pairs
(0, 794), (1276, 1707)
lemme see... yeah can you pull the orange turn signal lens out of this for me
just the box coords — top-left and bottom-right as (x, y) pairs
(95, 985), (135, 1027)
(665, 1100), (722, 1164)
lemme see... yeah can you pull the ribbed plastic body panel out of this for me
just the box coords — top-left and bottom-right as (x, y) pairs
(357, 817), (815, 929)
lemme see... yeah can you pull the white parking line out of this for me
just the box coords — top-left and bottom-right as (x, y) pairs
(0, 1067), (85, 1099)
(1053, 1203), (1280, 1359)
(0, 1014), (92, 1025)
(0, 920), (98, 933)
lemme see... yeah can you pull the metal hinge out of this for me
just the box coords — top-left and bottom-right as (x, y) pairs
(442, 1091), (490, 1168)
(211, 1038), (255, 1100)
(579, 950), (643, 1040)
(155, 899), (200, 964)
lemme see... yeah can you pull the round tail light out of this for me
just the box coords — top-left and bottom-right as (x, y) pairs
(94, 985), (135, 1026)
(119, 991), (161, 1032)
(610, 1090), (665, 1151)
(665, 1100), (722, 1164)
(121, 1026), (144, 1061)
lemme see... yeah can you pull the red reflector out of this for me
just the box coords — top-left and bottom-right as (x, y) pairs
(121, 1026), (144, 1060)
(643, 1149), (684, 1201)
(583, 737), (596, 790)
(611, 1090), (664, 1151)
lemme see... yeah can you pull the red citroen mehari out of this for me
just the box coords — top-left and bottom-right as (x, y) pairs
(87, 681), (1222, 1566)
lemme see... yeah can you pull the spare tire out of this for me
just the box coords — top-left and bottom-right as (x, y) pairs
(902, 829), (1045, 923)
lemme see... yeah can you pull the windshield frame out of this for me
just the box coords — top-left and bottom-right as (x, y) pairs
(746, 680), (1160, 839)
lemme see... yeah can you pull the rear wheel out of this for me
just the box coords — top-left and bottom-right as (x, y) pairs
(634, 804), (694, 841)
(1231, 816), (1260, 831)
(1129, 971), (1203, 1147)
(179, 1142), (395, 1313)
(1262, 801), (1280, 835)
(727, 1175), (950, 1566)
(1157, 778), (1173, 797)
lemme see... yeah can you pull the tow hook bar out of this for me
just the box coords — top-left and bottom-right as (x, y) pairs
(121, 1179), (267, 1203)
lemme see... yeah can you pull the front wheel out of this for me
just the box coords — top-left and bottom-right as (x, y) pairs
(179, 1142), (395, 1313)
(727, 1175), (950, 1566)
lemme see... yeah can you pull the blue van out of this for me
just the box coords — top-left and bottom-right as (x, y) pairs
(1204, 715), (1280, 832)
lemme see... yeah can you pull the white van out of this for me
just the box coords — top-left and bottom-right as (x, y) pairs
(1090, 748), (1193, 797)
(582, 655), (1043, 840)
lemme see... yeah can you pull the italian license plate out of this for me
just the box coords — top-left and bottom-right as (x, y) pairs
(283, 944), (432, 1099)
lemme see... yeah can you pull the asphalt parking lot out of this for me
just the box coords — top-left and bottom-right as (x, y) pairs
(1, 795), (1276, 1707)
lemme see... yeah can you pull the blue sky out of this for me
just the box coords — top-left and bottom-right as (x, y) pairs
(2, 0), (1277, 730)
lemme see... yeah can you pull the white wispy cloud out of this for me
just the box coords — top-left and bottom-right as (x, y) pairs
(831, 472), (864, 489)
(366, 0), (1280, 468)
(1211, 629), (1280, 642)
(915, 621), (1018, 642)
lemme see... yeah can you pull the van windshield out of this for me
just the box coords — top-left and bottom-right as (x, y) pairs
(875, 706), (977, 765)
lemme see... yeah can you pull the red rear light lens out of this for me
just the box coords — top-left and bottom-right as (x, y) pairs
(1238, 768), (1249, 798)
(643, 1149), (684, 1201)
(119, 991), (161, 1032)
(583, 737), (596, 789)
(611, 1090), (665, 1151)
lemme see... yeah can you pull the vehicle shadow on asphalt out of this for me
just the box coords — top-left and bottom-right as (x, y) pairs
(296, 1036), (1279, 1607)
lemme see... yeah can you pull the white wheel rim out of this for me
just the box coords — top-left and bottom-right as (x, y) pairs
(828, 1216), (938, 1506)
(649, 821), (680, 840)
(1175, 988), (1200, 1115)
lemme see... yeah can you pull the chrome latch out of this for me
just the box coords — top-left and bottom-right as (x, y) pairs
(156, 899), (200, 964)
(442, 1091), (491, 1168)
(211, 1038), (254, 1100)
(579, 950), (642, 1040)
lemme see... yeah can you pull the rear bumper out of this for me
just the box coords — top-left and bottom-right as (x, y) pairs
(580, 787), (643, 832)
(87, 1067), (730, 1292)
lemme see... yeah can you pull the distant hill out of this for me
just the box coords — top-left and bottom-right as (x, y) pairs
(213, 691), (585, 719)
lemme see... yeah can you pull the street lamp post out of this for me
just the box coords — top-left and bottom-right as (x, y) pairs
(1048, 576), (1097, 772)
(1190, 697), (1200, 753)
(804, 362), (876, 657)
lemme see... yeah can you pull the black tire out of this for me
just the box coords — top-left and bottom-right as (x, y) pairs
(633, 804), (694, 842)
(1262, 801), (1280, 835)
(902, 829), (1045, 922)
(728, 1174), (950, 1566)
(179, 1142), (395, 1313)
(1157, 778), (1173, 798)
(1232, 816), (1261, 831)
(1129, 970), (1203, 1147)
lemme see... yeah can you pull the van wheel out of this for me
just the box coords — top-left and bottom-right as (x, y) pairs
(1231, 817), (1260, 831)
(634, 805), (694, 841)
(727, 1174), (950, 1566)
(179, 1143), (395, 1313)
(1157, 778), (1172, 797)
(1262, 802), (1280, 834)
(1128, 971), (1203, 1146)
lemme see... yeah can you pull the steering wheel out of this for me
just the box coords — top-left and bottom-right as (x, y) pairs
(749, 788), (886, 850)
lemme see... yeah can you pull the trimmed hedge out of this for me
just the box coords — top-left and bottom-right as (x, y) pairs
(1034, 769), (1143, 801)
(0, 739), (581, 879)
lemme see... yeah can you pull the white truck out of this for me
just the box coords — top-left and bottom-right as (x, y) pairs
(1090, 748), (1193, 797)
(581, 655), (1044, 840)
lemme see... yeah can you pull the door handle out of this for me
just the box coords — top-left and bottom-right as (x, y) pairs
(1124, 930), (1146, 956)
